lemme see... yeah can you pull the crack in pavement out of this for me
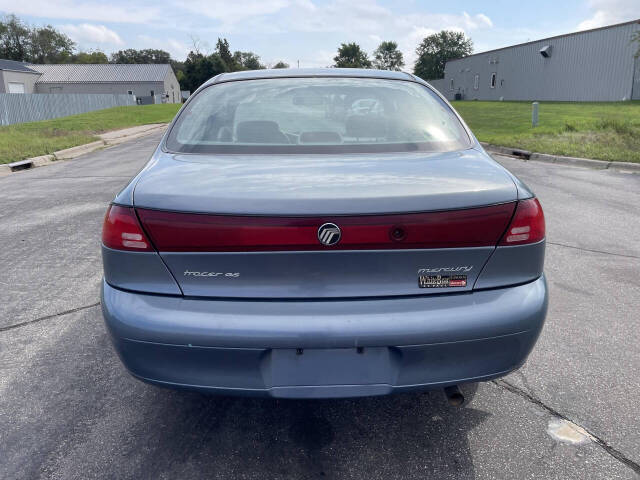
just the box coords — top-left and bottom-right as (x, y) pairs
(3, 298), (639, 475)
(493, 379), (640, 475)
(547, 241), (640, 260)
(0, 302), (101, 333)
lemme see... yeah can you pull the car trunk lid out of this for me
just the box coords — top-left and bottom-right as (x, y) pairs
(133, 148), (518, 298)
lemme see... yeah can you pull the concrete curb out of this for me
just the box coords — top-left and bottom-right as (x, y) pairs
(55, 141), (106, 160)
(481, 142), (640, 173)
(99, 123), (168, 146)
(0, 123), (168, 176)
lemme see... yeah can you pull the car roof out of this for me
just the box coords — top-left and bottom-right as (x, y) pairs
(205, 68), (415, 87)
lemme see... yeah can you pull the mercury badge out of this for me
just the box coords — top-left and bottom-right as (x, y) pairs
(317, 223), (341, 246)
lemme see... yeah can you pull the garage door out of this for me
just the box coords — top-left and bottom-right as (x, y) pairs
(8, 82), (25, 94)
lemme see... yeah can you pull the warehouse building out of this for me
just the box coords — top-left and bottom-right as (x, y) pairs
(428, 19), (640, 102)
(0, 62), (181, 103)
(30, 64), (181, 103)
(0, 59), (41, 93)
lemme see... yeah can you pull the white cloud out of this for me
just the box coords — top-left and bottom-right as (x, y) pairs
(578, 0), (640, 30)
(167, 39), (191, 58)
(300, 49), (336, 68)
(262, 48), (333, 69)
(173, 0), (492, 38)
(60, 24), (124, 46)
(172, 0), (493, 69)
(175, 0), (289, 26)
(1, 0), (495, 67)
(136, 35), (191, 59)
(0, 0), (160, 24)
(476, 13), (494, 28)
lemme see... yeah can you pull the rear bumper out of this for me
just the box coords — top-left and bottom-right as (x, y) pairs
(101, 276), (548, 398)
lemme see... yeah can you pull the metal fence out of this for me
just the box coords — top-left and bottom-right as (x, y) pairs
(633, 57), (640, 100)
(0, 93), (136, 126)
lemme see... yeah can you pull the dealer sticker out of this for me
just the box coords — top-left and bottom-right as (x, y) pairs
(419, 274), (467, 288)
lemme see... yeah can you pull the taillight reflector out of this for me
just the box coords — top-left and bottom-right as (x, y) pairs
(499, 198), (545, 246)
(136, 203), (516, 252)
(102, 205), (153, 251)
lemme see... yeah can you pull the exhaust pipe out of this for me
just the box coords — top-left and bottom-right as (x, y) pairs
(444, 385), (465, 407)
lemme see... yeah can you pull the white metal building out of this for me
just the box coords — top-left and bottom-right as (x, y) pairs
(428, 19), (640, 102)
(0, 62), (181, 103)
(30, 64), (181, 103)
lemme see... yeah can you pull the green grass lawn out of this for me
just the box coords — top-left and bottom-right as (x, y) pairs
(0, 104), (181, 164)
(453, 101), (640, 163)
(3, 101), (639, 164)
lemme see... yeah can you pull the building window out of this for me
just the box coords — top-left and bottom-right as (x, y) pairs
(474, 74), (479, 90)
(150, 90), (155, 97)
(8, 82), (25, 94)
(450, 79), (454, 91)
(490, 73), (497, 89)
(127, 90), (133, 95)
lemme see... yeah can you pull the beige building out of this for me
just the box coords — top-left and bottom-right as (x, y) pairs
(0, 59), (41, 93)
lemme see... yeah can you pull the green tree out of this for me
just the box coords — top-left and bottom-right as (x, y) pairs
(183, 51), (226, 92)
(372, 41), (404, 71)
(0, 15), (76, 63)
(235, 51), (265, 70)
(174, 69), (186, 89)
(214, 38), (264, 71)
(110, 48), (171, 64)
(170, 60), (186, 89)
(71, 50), (108, 64)
(0, 14), (31, 61)
(30, 25), (75, 63)
(333, 42), (372, 68)
(413, 30), (472, 80)
(216, 38), (236, 70)
(272, 61), (289, 69)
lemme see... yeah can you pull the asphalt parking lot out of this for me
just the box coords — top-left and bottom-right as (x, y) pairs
(1, 134), (639, 479)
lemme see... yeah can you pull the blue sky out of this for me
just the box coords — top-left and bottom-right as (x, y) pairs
(1, 0), (638, 68)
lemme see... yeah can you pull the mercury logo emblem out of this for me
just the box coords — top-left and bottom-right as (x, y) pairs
(317, 223), (341, 246)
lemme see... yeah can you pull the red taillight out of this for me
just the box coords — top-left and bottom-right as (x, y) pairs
(102, 205), (153, 251)
(499, 198), (545, 246)
(136, 203), (516, 252)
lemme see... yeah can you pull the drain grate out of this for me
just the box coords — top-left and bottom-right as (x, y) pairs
(510, 149), (531, 160)
(8, 159), (34, 172)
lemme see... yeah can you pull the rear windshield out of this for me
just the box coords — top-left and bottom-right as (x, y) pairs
(165, 77), (471, 154)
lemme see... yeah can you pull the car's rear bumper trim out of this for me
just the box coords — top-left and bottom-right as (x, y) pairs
(130, 369), (514, 399)
(102, 276), (547, 349)
(102, 276), (547, 397)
